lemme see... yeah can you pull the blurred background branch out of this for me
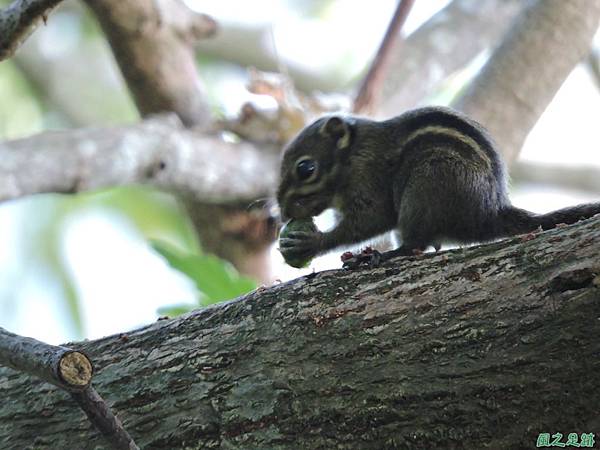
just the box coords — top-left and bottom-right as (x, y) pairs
(353, 0), (415, 114)
(81, 0), (282, 282)
(83, 0), (216, 128)
(512, 161), (600, 194)
(0, 0), (65, 60)
(0, 114), (278, 203)
(452, 0), (600, 162)
(378, 0), (529, 116)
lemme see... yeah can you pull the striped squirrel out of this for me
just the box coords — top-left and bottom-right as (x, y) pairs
(277, 106), (600, 266)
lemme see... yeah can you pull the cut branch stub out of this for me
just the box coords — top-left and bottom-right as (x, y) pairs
(58, 350), (93, 389)
(0, 327), (140, 449)
(0, 327), (93, 391)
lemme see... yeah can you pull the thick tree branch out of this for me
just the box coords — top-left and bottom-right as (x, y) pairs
(452, 0), (600, 162)
(1, 215), (599, 448)
(0, 0), (64, 60)
(0, 114), (278, 204)
(0, 326), (92, 391)
(83, 0), (216, 127)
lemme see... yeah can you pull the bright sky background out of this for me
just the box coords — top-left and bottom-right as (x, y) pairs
(1, 1), (599, 344)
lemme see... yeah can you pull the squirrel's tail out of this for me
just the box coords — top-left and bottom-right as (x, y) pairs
(497, 203), (600, 237)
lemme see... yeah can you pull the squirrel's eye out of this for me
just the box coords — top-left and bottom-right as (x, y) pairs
(295, 159), (317, 181)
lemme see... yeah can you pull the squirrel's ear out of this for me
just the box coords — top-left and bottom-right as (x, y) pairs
(319, 116), (352, 149)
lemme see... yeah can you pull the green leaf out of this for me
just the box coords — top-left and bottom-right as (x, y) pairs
(87, 186), (200, 253)
(151, 240), (256, 307)
(157, 304), (196, 318)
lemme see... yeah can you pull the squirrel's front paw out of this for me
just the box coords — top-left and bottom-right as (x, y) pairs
(279, 230), (323, 261)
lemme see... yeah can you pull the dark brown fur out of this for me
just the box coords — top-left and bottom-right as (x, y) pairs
(277, 106), (600, 263)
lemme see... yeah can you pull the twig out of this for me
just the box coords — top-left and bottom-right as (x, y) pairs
(0, 0), (65, 60)
(0, 327), (139, 449)
(71, 387), (140, 450)
(353, 0), (415, 114)
(0, 326), (92, 390)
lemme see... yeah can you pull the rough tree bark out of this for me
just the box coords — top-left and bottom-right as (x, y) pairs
(1, 215), (599, 449)
(452, 0), (600, 162)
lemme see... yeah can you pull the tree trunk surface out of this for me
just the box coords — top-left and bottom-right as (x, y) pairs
(1, 216), (599, 449)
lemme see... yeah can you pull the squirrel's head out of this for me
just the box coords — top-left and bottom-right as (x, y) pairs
(277, 115), (354, 221)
